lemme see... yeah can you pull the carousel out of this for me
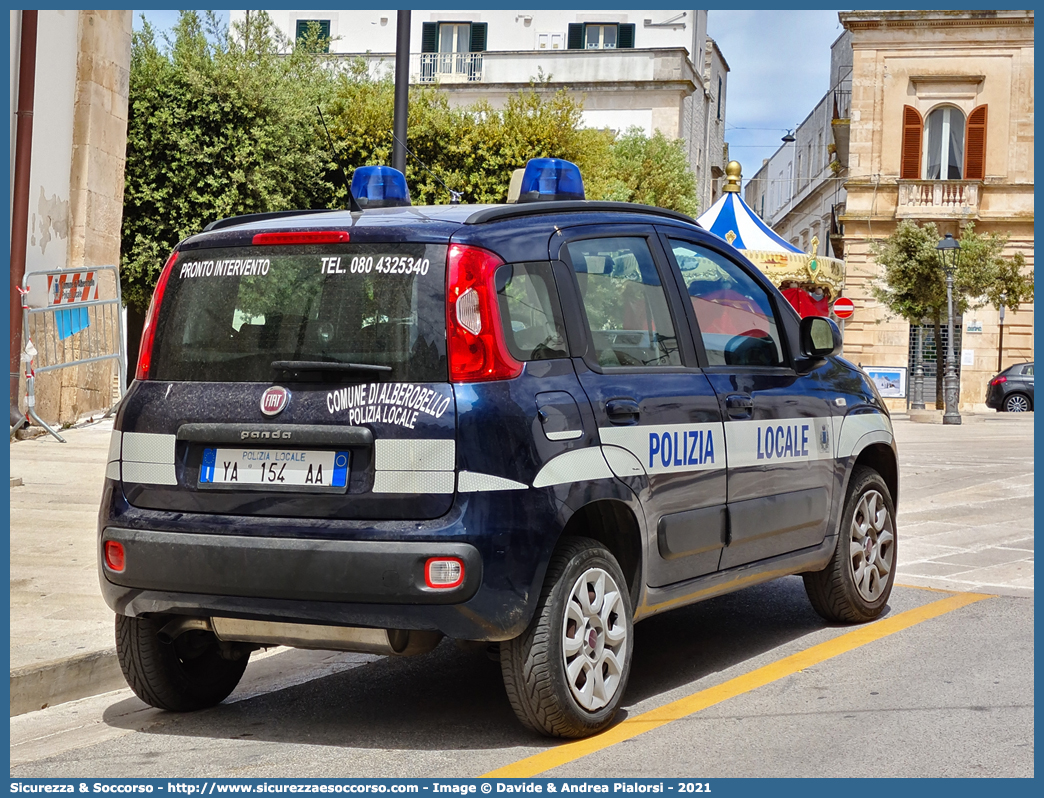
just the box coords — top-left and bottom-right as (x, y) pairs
(697, 161), (846, 318)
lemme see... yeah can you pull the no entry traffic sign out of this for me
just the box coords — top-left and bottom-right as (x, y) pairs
(832, 297), (855, 319)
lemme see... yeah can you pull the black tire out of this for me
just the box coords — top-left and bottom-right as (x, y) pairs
(115, 613), (249, 711)
(804, 466), (897, 623)
(501, 537), (633, 738)
(1003, 393), (1031, 412)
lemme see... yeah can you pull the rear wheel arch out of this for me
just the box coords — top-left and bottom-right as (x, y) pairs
(559, 499), (643, 609)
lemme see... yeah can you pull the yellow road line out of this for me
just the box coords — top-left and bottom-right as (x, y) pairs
(484, 591), (993, 778)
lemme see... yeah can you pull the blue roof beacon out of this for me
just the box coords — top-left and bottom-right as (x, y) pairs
(350, 165), (412, 208)
(516, 157), (586, 202)
(99, 152), (898, 741)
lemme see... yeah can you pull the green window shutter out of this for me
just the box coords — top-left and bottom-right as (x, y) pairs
(421, 22), (438, 53)
(567, 23), (584, 50)
(618, 23), (635, 49)
(469, 22), (488, 52)
(296, 20), (330, 52)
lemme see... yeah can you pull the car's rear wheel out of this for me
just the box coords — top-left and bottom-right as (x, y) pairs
(1003, 393), (1031, 412)
(500, 537), (633, 738)
(116, 613), (249, 711)
(804, 466), (897, 623)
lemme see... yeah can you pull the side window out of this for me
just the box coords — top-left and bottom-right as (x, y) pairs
(1022, 364), (1033, 377)
(565, 237), (681, 368)
(495, 262), (567, 362)
(669, 240), (785, 367)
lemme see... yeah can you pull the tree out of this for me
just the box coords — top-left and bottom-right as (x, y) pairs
(870, 220), (1033, 406)
(123, 23), (701, 318)
(121, 11), (338, 313)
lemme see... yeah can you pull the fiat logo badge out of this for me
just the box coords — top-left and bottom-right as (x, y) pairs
(260, 386), (290, 417)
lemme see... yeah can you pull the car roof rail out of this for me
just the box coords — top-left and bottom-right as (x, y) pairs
(463, 200), (701, 227)
(202, 208), (337, 233)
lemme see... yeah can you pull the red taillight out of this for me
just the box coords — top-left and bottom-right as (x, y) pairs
(104, 541), (125, 572)
(425, 557), (465, 589)
(135, 250), (179, 381)
(445, 244), (523, 383)
(252, 231), (349, 246)
(991, 376), (1007, 386)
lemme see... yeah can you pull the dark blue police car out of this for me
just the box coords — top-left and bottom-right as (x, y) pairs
(99, 159), (898, 738)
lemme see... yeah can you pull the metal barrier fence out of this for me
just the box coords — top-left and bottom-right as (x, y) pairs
(14, 264), (125, 442)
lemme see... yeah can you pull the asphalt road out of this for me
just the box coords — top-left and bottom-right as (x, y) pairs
(10, 581), (1033, 778)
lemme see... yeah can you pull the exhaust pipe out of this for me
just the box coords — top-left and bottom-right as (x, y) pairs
(157, 616), (213, 644)
(210, 618), (443, 657)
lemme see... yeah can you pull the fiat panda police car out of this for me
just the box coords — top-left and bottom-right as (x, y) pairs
(100, 159), (898, 738)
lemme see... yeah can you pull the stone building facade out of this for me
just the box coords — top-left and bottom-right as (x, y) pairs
(10, 10), (133, 427)
(837, 10), (1034, 412)
(233, 9), (729, 212)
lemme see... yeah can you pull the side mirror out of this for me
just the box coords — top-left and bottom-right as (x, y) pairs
(800, 315), (842, 358)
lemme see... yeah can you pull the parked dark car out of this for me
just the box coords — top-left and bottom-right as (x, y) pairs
(985, 362), (1034, 412)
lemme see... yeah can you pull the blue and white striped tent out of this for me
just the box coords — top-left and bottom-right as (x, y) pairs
(697, 192), (803, 255)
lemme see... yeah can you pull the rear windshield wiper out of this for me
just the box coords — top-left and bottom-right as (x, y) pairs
(271, 360), (392, 381)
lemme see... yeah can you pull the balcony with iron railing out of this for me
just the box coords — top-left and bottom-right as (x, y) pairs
(343, 48), (698, 90)
(896, 180), (982, 220)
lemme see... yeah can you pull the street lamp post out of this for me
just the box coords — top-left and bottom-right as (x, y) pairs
(910, 323), (925, 410)
(937, 234), (962, 425)
(997, 291), (1007, 374)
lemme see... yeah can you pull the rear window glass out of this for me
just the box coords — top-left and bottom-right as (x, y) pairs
(150, 244), (447, 382)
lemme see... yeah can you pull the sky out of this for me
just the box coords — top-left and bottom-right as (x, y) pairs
(133, 9), (846, 189)
(707, 10), (845, 182)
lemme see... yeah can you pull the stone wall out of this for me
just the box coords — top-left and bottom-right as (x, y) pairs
(19, 11), (132, 428)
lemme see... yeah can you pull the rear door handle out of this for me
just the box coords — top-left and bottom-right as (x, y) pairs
(725, 393), (753, 419)
(606, 399), (641, 425)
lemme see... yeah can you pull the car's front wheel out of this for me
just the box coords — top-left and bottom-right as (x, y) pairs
(500, 537), (633, 738)
(116, 613), (249, 711)
(804, 466), (897, 623)
(1003, 393), (1031, 412)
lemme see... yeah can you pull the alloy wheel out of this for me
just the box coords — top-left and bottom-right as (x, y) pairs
(562, 567), (628, 711)
(849, 489), (895, 602)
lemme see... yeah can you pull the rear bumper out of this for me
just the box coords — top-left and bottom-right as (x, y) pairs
(97, 481), (562, 642)
(101, 527), (482, 604)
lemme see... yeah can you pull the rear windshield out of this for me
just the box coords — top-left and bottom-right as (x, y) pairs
(150, 244), (448, 382)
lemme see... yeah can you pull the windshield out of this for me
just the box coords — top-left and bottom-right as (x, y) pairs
(149, 243), (448, 382)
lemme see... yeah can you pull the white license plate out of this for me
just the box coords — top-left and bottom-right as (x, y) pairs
(200, 448), (349, 488)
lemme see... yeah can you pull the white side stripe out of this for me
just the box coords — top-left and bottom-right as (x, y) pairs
(458, 471), (528, 492)
(724, 416), (835, 469)
(600, 423), (725, 475)
(533, 448), (614, 488)
(374, 438), (455, 471)
(121, 462), (176, 486)
(602, 445), (646, 478)
(372, 470), (455, 494)
(107, 430), (122, 463)
(122, 432), (175, 464)
(837, 412), (894, 458)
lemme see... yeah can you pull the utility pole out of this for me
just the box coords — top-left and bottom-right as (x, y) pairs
(11, 11), (38, 429)
(392, 11), (410, 174)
